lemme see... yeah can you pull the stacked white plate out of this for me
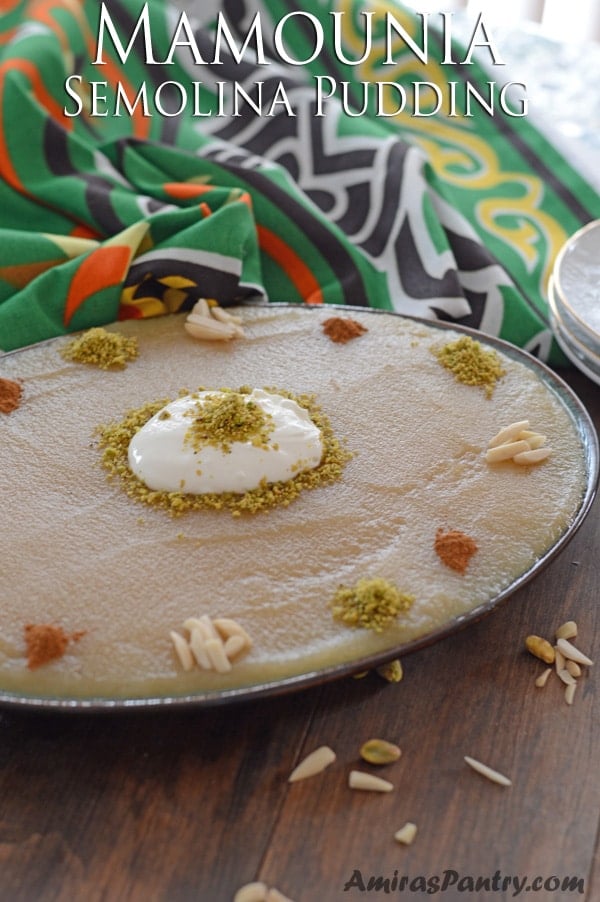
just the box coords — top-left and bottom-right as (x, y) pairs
(549, 219), (600, 385)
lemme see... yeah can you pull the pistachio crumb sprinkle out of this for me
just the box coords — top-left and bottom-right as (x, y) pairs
(60, 327), (138, 370)
(331, 578), (414, 632)
(184, 390), (274, 454)
(433, 336), (505, 397)
(95, 387), (351, 516)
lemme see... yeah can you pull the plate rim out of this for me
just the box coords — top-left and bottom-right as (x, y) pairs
(553, 218), (600, 345)
(1, 303), (598, 712)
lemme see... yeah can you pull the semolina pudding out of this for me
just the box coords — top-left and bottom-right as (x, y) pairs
(0, 306), (593, 703)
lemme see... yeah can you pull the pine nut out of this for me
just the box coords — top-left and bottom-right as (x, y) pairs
(189, 628), (212, 670)
(204, 637), (232, 673)
(224, 634), (249, 661)
(535, 668), (552, 688)
(394, 822), (418, 845)
(234, 882), (268, 902)
(464, 756), (511, 787)
(265, 890), (295, 902)
(348, 770), (394, 792)
(288, 746), (336, 783)
(213, 617), (252, 644)
(170, 631), (194, 671)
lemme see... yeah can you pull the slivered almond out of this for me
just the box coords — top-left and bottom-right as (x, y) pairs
(554, 647), (566, 674)
(184, 318), (237, 340)
(204, 637), (232, 673)
(348, 770), (394, 792)
(170, 631), (194, 672)
(485, 440), (531, 463)
(556, 638), (593, 667)
(556, 621), (578, 641)
(558, 668), (577, 686)
(464, 756), (511, 787)
(519, 430), (546, 449)
(487, 421), (530, 448)
(565, 682), (577, 706)
(394, 822), (417, 845)
(513, 448), (552, 465)
(288, 746), (336, 783)
(191, 298), (210, 318)
(211, 305), (244, 326)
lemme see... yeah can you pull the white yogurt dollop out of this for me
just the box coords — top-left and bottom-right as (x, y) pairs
(128, 389), (323, 494)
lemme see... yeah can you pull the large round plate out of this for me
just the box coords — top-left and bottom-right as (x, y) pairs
(0, 305), (597, 710)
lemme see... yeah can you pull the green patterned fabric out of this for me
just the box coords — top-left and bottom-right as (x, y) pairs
(0, 0), (598, 361)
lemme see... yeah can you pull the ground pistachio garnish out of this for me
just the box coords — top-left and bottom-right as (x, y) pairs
(331, 578), (414, 632)
(60, 327), (138, 370)
(95, 387), (351, 516)
(433, 335), (505, 397)
(184, 390), (274, 454)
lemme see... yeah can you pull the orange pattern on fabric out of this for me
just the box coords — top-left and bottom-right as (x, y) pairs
(64, 245), (132, 325)
(0, 58), (71, 127)
(70, 223), (102, 239)
(0, 258), (65, 289)
(163, 182), (213, 200)
(257, 225), (323, 305)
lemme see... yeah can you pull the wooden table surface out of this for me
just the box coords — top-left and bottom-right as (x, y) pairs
(0, 367), (598, 902)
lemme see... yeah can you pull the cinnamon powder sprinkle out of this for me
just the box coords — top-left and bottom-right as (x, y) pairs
(322, 317), (367, 344)
(24, 624), (85, 670)
(0, 377), (22, 414)
(434, 528), (478, 574)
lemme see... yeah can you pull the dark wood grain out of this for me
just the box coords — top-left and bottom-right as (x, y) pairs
(0, 368), (598, 902)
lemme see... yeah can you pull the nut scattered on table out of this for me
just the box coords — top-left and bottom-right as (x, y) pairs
(534, 668), (552, 688)
(359, 738), (401, 766)
(233, 883), (296, 902)
(348, 770), (394, 792)
(525, 620), (593, 705)
(394, 822), (417, 846)
(288, 746), (336, 783)
(556, 620), (578, 641)
(376, 658), (403, 682)
(234, 882), (269, 902)
(464, 756), (512, 787)
(556, 637), (593, 667)
(525, 635), (555, 665)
